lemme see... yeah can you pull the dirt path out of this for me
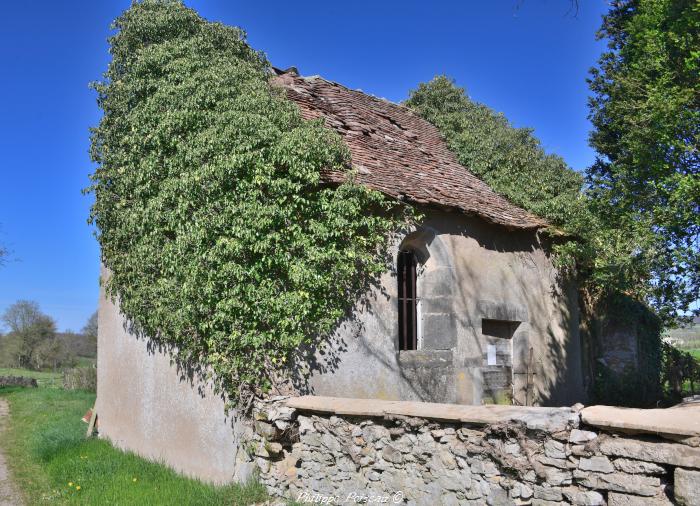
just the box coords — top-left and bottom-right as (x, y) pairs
(0, 399), (22, 506)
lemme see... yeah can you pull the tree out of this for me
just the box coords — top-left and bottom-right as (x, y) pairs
(405, 59), (696, 327)
(88, 0), (406, 403)
(57, 331), (96, 359)
(404, 76), (601, 283)
(1, 300), (55, 341)
(0, 333), (23, 368)
(31, 339), (75, 371)
(82, 311), (98, 341)
(79, 311), (98, 357)
(54, 311), (98, 358)
(1, 300), (58, 369)
(404, 76), (587, 234)
(588, 0), (700, 324)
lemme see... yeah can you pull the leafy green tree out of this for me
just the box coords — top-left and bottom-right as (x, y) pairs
(1, 300), (58, 369)
(89, 0), (406, 403)
(30, 338), (76, 371)
(588, 0), (699, 324)
(405, 76), (587, 232)
(0, 333), (23, 368)
(405, 67), (695, 328)
(82, 311), (98, 342)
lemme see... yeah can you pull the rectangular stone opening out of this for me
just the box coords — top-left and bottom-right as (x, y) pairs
(481, 319), (520, 405)
(482, 319), (520, 340)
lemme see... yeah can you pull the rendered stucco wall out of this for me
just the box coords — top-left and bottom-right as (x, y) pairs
(95, 265), (249, 484)
(298, 209), (586, 406)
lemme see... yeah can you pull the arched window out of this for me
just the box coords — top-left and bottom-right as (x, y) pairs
(397, 249), (418, 351)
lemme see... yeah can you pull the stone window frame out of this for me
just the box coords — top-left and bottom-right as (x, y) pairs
(397, 227), (457, 354)
(397, 248), (420, 351)
(477, 299), (530, 405)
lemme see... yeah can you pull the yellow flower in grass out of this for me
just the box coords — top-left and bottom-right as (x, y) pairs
(132, 478), (138, 482)
(76, 486), (81, 491)
(68, 482), (73, 487)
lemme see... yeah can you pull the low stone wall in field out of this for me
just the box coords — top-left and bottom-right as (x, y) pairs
(249, 396), (700, 505)
(0, 376), (38, 388)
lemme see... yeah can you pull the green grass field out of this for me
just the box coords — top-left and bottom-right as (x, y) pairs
(0, 378), (268, 505)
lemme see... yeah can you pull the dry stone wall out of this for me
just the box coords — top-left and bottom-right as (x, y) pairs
(248, 396), (700, 505)
(0, 376), (38, 388)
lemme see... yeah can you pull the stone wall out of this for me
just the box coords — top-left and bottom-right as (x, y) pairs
(248, 396), (700, 505)
(0, 376), (37, 388)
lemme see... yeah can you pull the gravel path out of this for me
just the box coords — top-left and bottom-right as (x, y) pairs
(0, 399), (22, 506)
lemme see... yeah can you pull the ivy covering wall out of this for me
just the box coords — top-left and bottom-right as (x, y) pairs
(88, 0), (408, 403)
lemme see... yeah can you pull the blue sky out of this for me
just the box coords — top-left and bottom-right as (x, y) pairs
(0, 0), (609, 332)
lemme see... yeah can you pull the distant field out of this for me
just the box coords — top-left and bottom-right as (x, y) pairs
(0, 369), (267, 505)
(666, 322), (700, 349)
(676, 340), (700, 351)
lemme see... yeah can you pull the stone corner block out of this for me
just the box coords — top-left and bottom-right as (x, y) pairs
(675, 468), (700, 506)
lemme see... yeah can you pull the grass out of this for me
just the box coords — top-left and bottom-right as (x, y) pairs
(0, 379), (269, 505)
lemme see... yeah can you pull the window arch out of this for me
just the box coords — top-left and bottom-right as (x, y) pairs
(397, 249), (418, 351)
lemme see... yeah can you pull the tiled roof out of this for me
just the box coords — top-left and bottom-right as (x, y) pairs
(272, 70), (547, 230)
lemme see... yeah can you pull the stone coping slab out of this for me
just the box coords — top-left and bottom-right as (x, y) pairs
(285, 396), (578, 432)
(581, 402), (700, 437)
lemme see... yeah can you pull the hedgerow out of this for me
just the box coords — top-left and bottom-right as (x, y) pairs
(88, 0), (408, 404)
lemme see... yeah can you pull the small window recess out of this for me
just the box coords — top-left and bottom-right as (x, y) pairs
(482, 319), (520, 340)
(481, 318), (520, 367)
(398, 249), (420, 351)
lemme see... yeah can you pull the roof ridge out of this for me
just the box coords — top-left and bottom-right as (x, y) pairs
(298, 73), (419, 112)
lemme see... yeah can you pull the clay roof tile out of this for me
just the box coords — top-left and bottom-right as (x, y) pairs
(272, 71), (547, 230)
